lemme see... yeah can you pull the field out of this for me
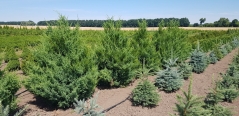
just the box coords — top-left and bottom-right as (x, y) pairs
(1, 18), (239, 116)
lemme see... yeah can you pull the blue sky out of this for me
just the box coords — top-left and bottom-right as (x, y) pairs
(0, 0), (238, 24)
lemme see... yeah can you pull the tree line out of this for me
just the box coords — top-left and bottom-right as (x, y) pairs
(0, 17), (238, 27)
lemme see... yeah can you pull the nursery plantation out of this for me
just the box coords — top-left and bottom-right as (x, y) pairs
(1, 15), (239, 116)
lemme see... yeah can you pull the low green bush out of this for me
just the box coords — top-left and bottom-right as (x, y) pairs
(155, 68), (183, 92)
(178, 62), (192, 80)
(4, 48), (18, 63)
(132, 79), (160, 107)
(5, 60), (20, 71)
(0, 73), (20, 110)
(209, 51), (218, 64)
(189, 48), (208, 74)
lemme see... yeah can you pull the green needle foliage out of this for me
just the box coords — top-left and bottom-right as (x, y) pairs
(207, 105), (233, 116)
(231, 38), (239, 49)
(133, 20), (160, 71)
(213, 45), (223, 61)
(21, 47), (31, 60)
(155, 67), (183, 93)
(216, 75), (239, 103)
(153, 20), (192, 64)
(204, 84), (224, 106)
(189, 41), (208, 74)
(132, 79), (160, 107)
(97, 18), (139, 87)
(178, 62), (192, 80)
(220, 46), (228, 56)
(5, 60), (20, 71)
(0, 73), (20, 111)
(174, 78), (210, 116)
(225, 44), (232, 53)
(4, 48), (18, 63)
(209, 51), (218, 64)
(24, 15), (98, 108)
(132, 61), (160, 107)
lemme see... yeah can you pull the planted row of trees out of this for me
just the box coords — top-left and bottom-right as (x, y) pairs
(1, 15), (239, 115)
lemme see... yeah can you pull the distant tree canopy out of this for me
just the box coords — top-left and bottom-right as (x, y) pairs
(0, 17), (238, 27)
(0, 20), (35, 26)
(36, 18), (190, 27)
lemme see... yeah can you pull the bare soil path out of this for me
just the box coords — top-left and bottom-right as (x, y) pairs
(9, 48), (239, 116)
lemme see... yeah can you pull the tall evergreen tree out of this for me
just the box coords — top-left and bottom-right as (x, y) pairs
(97, 18), (139, 87)
(24, 15), (98, 108)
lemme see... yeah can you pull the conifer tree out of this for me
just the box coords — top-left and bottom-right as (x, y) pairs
(97, 18), (139, 87)
(174, 78), (210, 116)
(133, 20), (160, 71)
(189, 41), (208, 73)
(132, 61), (160, 107)
(153, 20), (191, 65)
(24, 15), (98, 108)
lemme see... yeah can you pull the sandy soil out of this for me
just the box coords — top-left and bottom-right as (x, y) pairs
(0, 48), (237, 116)
(1, 25), (239, 31)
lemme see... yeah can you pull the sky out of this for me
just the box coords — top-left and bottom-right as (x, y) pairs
(0, 0), (239, 24)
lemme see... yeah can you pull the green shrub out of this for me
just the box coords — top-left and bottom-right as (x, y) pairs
(24, 15), (98, 108)
(21, 47), (31, 60)
(225, 44), (232, 53)
(0, 73), (20, 110)
(4, 48), (18, 63)
(213, 45), (223, 60)
(133, 20), (160, 71)
(132, 79), (160, 107)
(217, 76), (239, 102)
(153, 20), (191, 65)
(178, 62), (192, 80)
(155, 68), (183, 92)
(204, 85), (224, 106)
(189, 42), (208, 74)
(226, 63), (239, 77)
(220, 46), (228, 56)
(97, 18), (139, 87)
(5, 60), (20, 71)
(209, 51), (218, 64)
(231, 38), (239, 49)
(206, 105), (233, 116)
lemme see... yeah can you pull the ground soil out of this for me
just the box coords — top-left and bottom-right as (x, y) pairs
(1, 48), (239, 116)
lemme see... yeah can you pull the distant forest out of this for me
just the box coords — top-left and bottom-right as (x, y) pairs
(0, 17), (238, 27)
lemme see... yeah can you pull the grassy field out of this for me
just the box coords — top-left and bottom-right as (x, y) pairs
(1, 25), (239, 30)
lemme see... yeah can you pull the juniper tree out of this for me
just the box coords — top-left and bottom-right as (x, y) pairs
(97, 18), (139, 87)
(4, 48), (18, 63)
(153, 20), (191, 65)
(24, 15), (98, 108)
(0, 73), (20, 111)
(133, 20), (161, 71)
